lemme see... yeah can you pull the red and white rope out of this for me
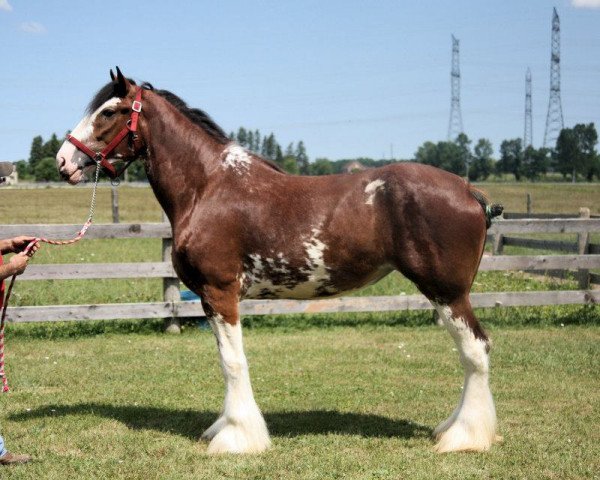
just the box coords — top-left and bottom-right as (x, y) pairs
(0, 162), (101, 393)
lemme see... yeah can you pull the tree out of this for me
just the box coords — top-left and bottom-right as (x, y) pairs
(295, 141), (309, 174)
(282, 156), (299, 174)
(310, 158), (333, 176)
(414, 140), (463, 175)
(14, 160), (32, 181)
(555, 123), (598, 182)
(29, 135), (44, 173)
(523, 146), (550, 181)
(497, 138), (523, 180)
(33, 157), (61, 181)
(470, 138), (494, 181)
(261, 133), (277, 161)
(415, 141), (440, 167)
(455, 133), (473, 178)
(42, 133), (62, 159)
(236, 127), (248, 148)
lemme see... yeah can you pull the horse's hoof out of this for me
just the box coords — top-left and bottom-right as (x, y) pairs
(206, 423), (271, 454)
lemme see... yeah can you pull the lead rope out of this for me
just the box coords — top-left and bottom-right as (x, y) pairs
(0, 162), (102, 393)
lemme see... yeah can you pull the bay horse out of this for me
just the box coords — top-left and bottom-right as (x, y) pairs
(56, 68), (503, 454)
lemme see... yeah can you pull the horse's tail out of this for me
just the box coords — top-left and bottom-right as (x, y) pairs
(469, 186), (503, 229)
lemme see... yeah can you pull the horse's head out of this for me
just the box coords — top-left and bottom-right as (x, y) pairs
(56, 67), (144, 184)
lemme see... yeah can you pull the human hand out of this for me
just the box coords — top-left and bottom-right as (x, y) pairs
(9, 252), (29, 276)
(10, 236), (39, 255)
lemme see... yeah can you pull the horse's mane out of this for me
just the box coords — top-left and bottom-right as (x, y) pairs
(87, 79), (285, 173)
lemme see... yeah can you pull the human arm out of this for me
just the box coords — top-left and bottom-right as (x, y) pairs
(0, 253), (29, 281)
(0, 236), (39, 255)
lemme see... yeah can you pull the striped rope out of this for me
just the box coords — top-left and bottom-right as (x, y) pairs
(0, 162), (101, 393)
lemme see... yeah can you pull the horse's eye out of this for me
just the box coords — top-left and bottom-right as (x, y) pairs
(102, 109), (115, 118)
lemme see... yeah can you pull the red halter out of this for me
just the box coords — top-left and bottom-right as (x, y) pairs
(67, 87), (143, 179)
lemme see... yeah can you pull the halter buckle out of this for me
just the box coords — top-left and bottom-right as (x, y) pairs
(132, 100), (142, 113)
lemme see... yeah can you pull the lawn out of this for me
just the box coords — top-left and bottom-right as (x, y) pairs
(0, 324), (598, 479)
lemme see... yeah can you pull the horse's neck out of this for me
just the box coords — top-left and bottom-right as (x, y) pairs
(141, 93), (223, 225)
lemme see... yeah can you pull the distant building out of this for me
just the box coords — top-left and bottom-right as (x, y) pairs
(342, 160), (368, 174)
(0, 162), (18, 185)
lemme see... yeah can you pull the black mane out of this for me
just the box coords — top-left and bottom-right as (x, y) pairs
(87, 79), (229, 144)
(87, 79), (284, 173)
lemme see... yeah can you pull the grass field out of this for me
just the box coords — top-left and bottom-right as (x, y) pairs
(0, 325), (598, 479)
(0, 182), (598, 478)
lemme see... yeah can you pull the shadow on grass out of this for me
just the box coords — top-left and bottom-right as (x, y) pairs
(9, 403), (432, 440)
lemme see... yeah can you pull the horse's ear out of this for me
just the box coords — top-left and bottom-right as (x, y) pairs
(114, 66), (130, 97)
(109, 69), (115, 81)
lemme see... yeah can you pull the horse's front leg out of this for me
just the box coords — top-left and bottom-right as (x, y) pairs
(200, 284), (270, 454)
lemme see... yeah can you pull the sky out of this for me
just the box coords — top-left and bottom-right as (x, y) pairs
(1, 0), (599, 162)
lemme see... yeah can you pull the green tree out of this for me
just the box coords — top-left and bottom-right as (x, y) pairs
(470, 138), (494, 181)
(14, 160), (32, 181)
(310, 158), (334, 176)
(42, 133), (62, 159)
(497, 138), (524, 180)
(555, 123), (598, 182)
(295, 141), (309, 174)
(236, 127), (248, 148)
(523, 146), (550, 181)
(29, 135), (44, 173)
(282, 156), (299, 174)
(261, 133), (277, 161)
(34, 157), (61, 181)
(455, 133), (473, 178)
(414, 141), (440, 167)
(126, 160), (147, 181)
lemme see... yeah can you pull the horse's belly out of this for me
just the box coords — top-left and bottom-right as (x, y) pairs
(241, 263), (393, 300)
(242, 274), (337, 300)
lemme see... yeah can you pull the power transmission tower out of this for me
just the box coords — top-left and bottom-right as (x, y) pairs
(524, 68), (533, 148)
(543, 7), (564, 149)
(447, 35), (463, 141)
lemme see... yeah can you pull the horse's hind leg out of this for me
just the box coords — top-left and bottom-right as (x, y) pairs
(200, 285), (270, 454)
(432, 296), (497, 452)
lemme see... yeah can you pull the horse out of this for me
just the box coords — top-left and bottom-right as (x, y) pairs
(56, 68), (503, 454)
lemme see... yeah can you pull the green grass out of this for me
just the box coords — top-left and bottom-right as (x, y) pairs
(0, 325), (598, 479)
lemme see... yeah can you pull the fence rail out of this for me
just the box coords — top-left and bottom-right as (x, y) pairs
(2, 219), (599, 327)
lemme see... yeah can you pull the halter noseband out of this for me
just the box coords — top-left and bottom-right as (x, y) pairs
(67, 87), (143, 180)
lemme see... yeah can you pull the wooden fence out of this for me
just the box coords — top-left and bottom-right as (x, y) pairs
(2, 218), (599, 328)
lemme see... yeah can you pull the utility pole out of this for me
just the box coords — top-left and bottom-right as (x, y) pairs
(447, 35), (464, 141)
(543, 7), (564, 149)
(524, 68), (533, 148)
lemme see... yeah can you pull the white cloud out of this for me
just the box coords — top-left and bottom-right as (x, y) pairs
(571, 0), (600, 8)
(0, 0), (13, 12)
(20, 21), (47, 34)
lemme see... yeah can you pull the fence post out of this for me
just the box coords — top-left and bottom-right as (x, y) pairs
(162, 212), (181, 333)
(111, 185), (120, 223)
(526, 193), (531, 215)
(577, 207), (590, 289)
(492, 232), (504, 255)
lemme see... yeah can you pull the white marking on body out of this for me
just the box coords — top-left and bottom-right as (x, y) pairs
(243, 228), (336, 299)
(202, 314), (270, 453)
(364, 179), (386, 205)
(222, 144), (252, 174)
(432, 303), (497, 453)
